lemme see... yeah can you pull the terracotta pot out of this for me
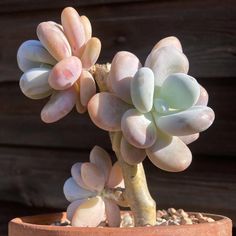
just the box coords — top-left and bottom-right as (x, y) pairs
(9, 212), (232, 236)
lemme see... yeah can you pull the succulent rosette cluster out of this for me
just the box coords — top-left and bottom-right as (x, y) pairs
(63, 146), (125, 227)
(88, 37), (215, 172)
(17, 7), (101, 123)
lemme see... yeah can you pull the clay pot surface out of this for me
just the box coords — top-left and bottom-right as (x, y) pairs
(9, 211), (232, 236)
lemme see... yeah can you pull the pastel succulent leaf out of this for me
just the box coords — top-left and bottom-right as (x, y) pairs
(80, 15), (92, 42)
(131, 67), (155, 113)
(71, 162), (90, 190)
(146, 132), (192, 172)
(37, 21), (71, 61)
(61, 7), (86, 57)
(109, 51), (141, 104)
(121, 109), (157, 148)
(89, 145), (112, 183)
(63, 177), (96, 202)
(107, 161), (124, 188)
(196, 85), (209, 106)
(79, 70), (96, 107)
(41, 86), (77, 123)
(88, 92), (132, 131)
(179, 133), (200, 145)
(151, 36), (183, 53)
(74, 82), (87, 114)
(71, 196), (105, 227)
(19, 67), (52, 99)
(67, 199), (86, 221)
(104, 199), (121, 227)
(159, 73), (200, 110)
(81, 162), (106, 192)
(120, 136), (146, 165)
(17, 40), (57, 72)
(157, 106), (215, 136)
(48, 56), (82, 90)
(145, 46), (189, 88)
(81, 37), (101, 69)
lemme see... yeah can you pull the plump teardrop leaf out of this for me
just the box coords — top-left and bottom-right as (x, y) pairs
(72, 196), (105, 227)
(80, 15), (92, 42)
(179, 133), (200, 145)
(61, 7), (85, 57)
(63, 177), (96, 202)
(196, 85), (209, 106)
(48, 56), (82, 90)
(107, 162), (124, 188)
(41, 86), (77, 123)
(145, 46), (189, 88)
(19, 67), (52, 99)
(120, 136), (146, 165)
(37, 21), (71, 61)
(81, 162), (105, 192)
(157, 106), (215, 136)
(159, 73), (200, 110)
(81, 37), (101, 69)
(88, 92), (131, 131)
(104, 199), (121, 227)
(121, 109), (157, 148)
(89, 146), (112, 183)
(109, 51), (141, 103)
(131, 67), (154, 113)
(146, 132), (192, 172)
(17, 40), (56, 72)
(79, 70), (96, 107)
(71, 162), (90, 190)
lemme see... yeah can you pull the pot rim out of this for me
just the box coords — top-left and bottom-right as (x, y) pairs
(9, 211), (232, 232)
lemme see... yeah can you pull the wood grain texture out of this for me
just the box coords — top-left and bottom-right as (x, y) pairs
(0, 0), (235, 82)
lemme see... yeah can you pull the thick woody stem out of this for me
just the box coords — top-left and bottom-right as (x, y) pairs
(91, 64), (157, 226)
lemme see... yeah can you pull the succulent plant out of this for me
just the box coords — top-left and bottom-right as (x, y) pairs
(88, 37), (215, 172)
(63, 146), (125, 227)
(17, 7), (215, 228)
(17, 7), (101, 123)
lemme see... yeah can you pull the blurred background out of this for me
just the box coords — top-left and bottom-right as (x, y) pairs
(0, 0), (235, 235)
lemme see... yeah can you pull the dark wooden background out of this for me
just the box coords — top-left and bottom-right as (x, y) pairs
(0, 0), (235, 235)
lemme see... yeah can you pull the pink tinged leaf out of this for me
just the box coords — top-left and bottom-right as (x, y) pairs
(121, 109), (157, 148)
(80, 15), (92, 42)
(48, 56), (82, 90)
(120, 136), (146, 165)
(17, 40), (57, 72)
(145, 46), (189, 87)
(37, 21), (71, 61)
(71, 162), (90, 190)
(157, 106), (215, 136)
(63, 177), (96, 202)
(41, 86), (77, 123)
(74, 82), (87, 114)
(88, 92), (132, 131)
(81, 162), (106, 192)
(146, 132), (192, 172)
(72, 196), (105, 227)
(107, 161), (124, 188)
(61, 7), (86, 57)
(179, 133), (200, 145)
(109, 51), (141, 104)
(196, 85), (209, 106)
(66, 199), (86, 222)
(104, 199), (121, 227)
(79, 70), (96, 107)
(151, 36), (183, 53)
(81, 37), (101, 69)
(89, 145), (112, 183)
